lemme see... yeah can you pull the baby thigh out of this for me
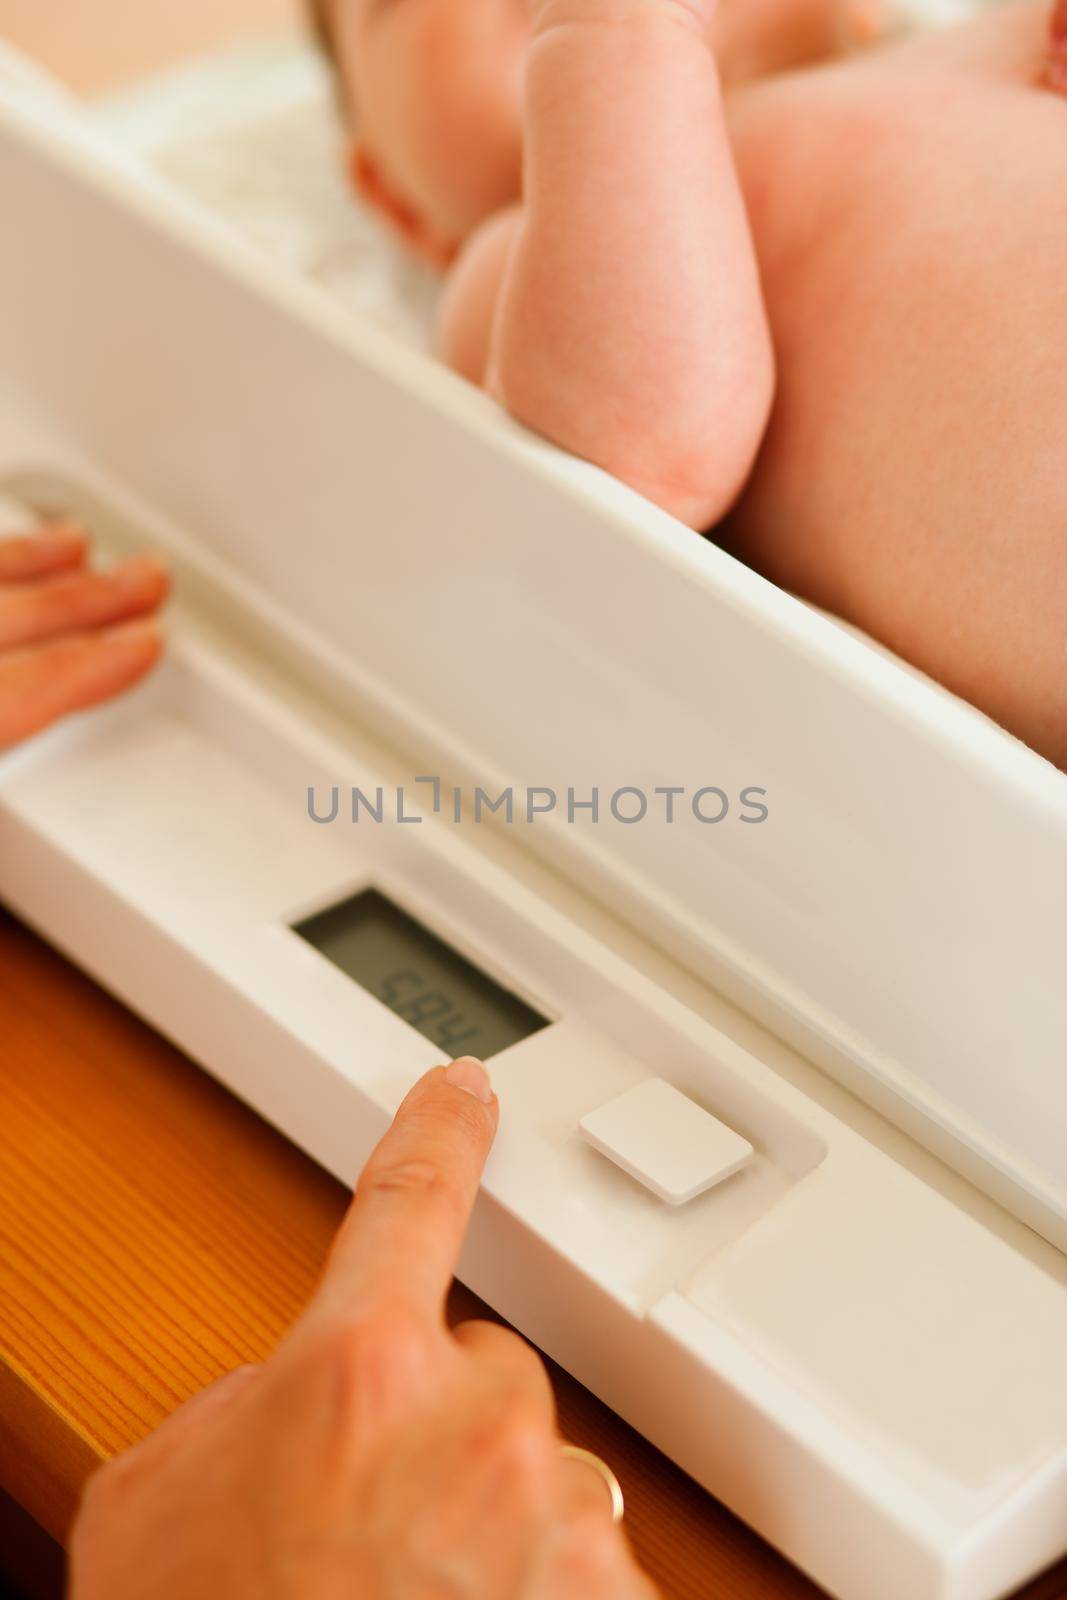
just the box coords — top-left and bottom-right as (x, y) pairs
(733, 73), (1067, 765)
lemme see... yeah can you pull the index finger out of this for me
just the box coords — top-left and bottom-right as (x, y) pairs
(310, 1059), (499, 1325)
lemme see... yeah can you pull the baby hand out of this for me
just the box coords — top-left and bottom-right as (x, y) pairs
(1048, 0), (1067, 94)
(0, 517), (168, 751)
(530, 0), (716, 37)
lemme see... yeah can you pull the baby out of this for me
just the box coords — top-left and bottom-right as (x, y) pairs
(316, 0), (1066, 767)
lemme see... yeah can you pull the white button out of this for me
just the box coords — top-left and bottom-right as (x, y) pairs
(579, 1078), (753, 1206)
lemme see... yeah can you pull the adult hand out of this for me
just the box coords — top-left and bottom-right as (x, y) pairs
(0, 516), (168, 750)
(70, 1058), (659, 1600)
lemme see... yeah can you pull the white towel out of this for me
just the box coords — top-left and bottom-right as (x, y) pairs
(95, 37), (442, 349)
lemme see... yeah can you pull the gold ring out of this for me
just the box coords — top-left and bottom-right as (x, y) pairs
(559, 1443), (625, 1523)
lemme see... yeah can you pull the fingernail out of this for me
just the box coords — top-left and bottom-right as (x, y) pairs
(114, 553), (168, 588)
(38, 518), (86, 548)
(444, 1056), (493, 1103)
(102, 619), (163, 650)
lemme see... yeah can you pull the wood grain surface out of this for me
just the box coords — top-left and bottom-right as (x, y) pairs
(0, 906), (1065, 1600)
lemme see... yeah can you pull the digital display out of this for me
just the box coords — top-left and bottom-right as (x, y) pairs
(293, 889), (549, 1059)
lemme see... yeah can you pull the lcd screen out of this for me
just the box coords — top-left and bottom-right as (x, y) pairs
(294, 889), (549, 1059)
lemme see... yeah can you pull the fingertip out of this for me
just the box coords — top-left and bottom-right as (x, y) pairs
(115, 551), (171, 597)
(102, 618), (167, 679)
(104, 616), (164, 648)
(0, 518), (90, 582)
(147, 552), (172, 601)
(42, 517), (89, 553)
(444, 1056), (494, 1104)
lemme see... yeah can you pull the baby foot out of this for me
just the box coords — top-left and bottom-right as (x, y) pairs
(1048, 0), (1067, 95)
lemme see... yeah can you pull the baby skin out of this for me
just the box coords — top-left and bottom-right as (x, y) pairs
(330, 0), (1067, 766)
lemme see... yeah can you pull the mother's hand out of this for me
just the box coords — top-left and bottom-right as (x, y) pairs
(0, 516), (168, 750)
(70, 1058), (659, 1600)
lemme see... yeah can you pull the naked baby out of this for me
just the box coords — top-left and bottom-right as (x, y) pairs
(315, 0), (1066, 768)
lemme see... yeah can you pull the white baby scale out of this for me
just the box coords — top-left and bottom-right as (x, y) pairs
(1, 41), (1066, 1600)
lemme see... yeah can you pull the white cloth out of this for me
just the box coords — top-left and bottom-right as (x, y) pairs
(95, 37), (442, 349)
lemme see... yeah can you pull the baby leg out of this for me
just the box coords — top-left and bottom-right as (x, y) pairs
(442, 0), (774, 528)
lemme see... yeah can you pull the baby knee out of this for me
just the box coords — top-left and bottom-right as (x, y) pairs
(601, 341), (776, 531)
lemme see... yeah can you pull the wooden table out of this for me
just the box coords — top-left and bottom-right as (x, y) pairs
(0, 906), (1065, 1600)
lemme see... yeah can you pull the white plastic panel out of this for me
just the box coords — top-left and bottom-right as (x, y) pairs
(0, 80), (1065, 1254)
(2, 626), (1065, 1600)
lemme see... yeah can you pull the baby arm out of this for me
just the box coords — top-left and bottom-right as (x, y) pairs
(440, 0), (774, 529)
